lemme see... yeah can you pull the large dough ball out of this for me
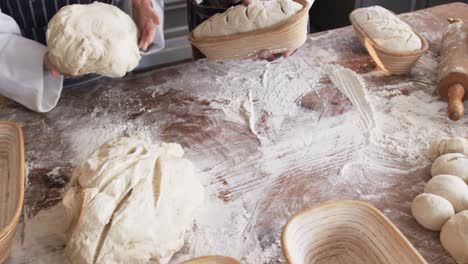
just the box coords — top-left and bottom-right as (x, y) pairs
(430, 137), (468, 160)
(411, 193), (454, 231)
(441, 211), (468, 264)
(424, 175), (468, 213)
(431, 153), (468, 183)
(46, 2), (141, 77)
(63, 137), (204, 264)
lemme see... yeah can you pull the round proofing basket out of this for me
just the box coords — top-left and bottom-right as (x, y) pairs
(281, 200), (427, 264)
(0, 122), (24, 264)
(189, 0), (313, 61)
(349, 13), (428, 75)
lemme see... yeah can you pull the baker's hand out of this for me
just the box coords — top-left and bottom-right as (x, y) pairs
(133, 0), (160, 51)
(253, 50), (295, 61)
(43, 52), (61, 79)
(242, 0), (296, 61)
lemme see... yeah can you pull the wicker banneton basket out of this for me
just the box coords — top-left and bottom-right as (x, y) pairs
(189, 0), (313, 61)
(0, 122), (24, 264)
(350, 13), (428, 75)
(281, 200), (427, 264)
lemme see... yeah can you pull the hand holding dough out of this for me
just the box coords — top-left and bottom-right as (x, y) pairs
(46, 2), (141, 77)
(431, 153), (468, 183)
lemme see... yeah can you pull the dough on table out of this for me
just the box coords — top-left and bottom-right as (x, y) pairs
(430, 137), (468, 160)
(46, 2), (141, 77)
(411, 193), (454, 231)
(424, 175), (468, 213)
(63, 137), (204, 264)
(441, 211), (468, 264)
(192, 0), (303, 38)
(350, 6), (422, 52)
(431, 153), (468, 183)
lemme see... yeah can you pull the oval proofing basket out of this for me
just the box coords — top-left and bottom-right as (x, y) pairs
(189, 0), (313, 61)
(349, 14), (428, 75)
(0, 122), (24, 264)
(281, 200), (427, 264)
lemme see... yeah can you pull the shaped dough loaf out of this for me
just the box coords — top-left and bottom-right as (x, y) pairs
(63, 137), (204, 264)
(432, 153), (468, 183)
(350, 6), (422, 52)
(429, 137), (468, 160)
(193, 0), (303, 38)
(47, 2), (141, 77)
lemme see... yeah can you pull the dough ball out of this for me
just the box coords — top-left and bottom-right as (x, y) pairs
(411, 193), (454, 231)
(424, 175), (468, 212)
(430, 137), (468, 160)
(441, 211), (468, 264)
(193, 0), (303, 38)
(46, 2), (141, 77)
(63, 137), (204, 264)
(431, 153), (468, 182)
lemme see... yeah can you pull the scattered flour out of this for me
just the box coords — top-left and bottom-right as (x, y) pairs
(323, 64), (377, 141)
(240, 90), (258, 136)
(9, 27), (468, 264)
(66, 111), (158, 163)
(7, 205), (66, 264)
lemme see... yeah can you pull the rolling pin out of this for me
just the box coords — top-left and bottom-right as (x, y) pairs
(438, 18), (468, 121)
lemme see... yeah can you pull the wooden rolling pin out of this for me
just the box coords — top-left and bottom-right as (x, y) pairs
(438, 18), (468, 121)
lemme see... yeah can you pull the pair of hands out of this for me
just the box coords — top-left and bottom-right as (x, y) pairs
(45, 0), (294, 77)
(44, 0), (159, 78)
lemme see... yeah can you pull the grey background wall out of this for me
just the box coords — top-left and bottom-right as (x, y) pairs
(139, 0), (466, 70)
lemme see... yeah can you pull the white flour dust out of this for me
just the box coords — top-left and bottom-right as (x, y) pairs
(323, 64), (377, 141)
(240, 90), (258, 136)
(11, 32), (468, 263)
(8, 205), (66, 264)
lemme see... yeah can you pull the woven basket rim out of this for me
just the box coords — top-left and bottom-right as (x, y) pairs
(281, 199), (428, 264)
(0, 122), (24, 241)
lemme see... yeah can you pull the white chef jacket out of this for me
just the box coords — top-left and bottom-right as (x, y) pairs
(0, 0), (164, 113)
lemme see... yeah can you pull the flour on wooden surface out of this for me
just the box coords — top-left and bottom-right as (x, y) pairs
(11, 32), (468, 263)
(323, 64), (377, 141)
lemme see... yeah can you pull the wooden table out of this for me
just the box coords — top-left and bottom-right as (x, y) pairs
(2, 3), (468, 263)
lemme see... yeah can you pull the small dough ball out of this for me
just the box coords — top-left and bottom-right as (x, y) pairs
(430, 137), (468, 160)
(441, 211), (468, 264)
(431, 153), (468, 183)
(425, 175), (468, 213)
(411, 193), (454, 231)
(47, 2), (141, 77)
